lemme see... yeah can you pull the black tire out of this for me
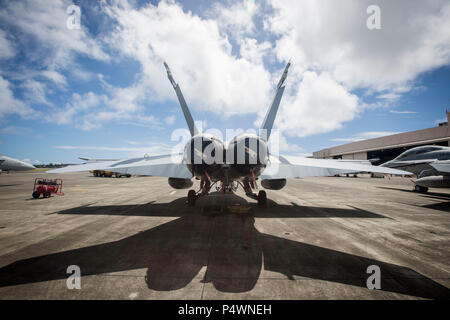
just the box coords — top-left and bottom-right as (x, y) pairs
(257, 190), (267, 207)
(187, 190), (196, 206)
(115, 172), (120, 178)
(32, 191), (40, 199)
(414, 185), (429, 193)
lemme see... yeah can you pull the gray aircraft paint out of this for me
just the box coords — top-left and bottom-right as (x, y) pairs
(0, 155), (36, 173)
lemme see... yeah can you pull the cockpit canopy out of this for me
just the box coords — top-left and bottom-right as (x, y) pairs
(394, 145), (447, 160)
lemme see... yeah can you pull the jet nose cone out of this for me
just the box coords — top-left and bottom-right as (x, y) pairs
(23, 162), (36, 170)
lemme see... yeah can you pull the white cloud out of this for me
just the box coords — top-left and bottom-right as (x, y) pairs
(0, 76), (33, 118)
(267, 0), (450, 93)
(164, 115), (175, 125)
(389, 110), (417, 114)
(49, 87), (163, 131)
(276, 132), (303, 153)
(1, 0), (449, 142)
(41, 70), (67, 87)
(0, 0), (109, 68)
(70, 68), (94, 82)
(22, 79), (52, 106)
(239, 38), (272, 64)
(274, 71), (360, 138)
(0, 29), (14, 59)
(207, 0), (258, 40)
(50, 91), (107, 128)
(104, 0), (272, 116)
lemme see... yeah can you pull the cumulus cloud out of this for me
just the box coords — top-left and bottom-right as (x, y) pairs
(164, 115), (175, 125)
(0, 0), (109, 67)
(104, 0), (271, 116)
(41, 70), (67, 87)
(274, 71), (360, 137)
(207, 0), (258, 40)
(389, 110), (417, 114)
(22, 80), (52, 106)
(49, 87), (162, 131)
(267, 0), (450, 92)
(1, 0), (450, 142)
(0, 76), (33, 118)
(0, 29), (14, 59)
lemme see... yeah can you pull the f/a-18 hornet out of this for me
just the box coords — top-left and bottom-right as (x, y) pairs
(50, 62), (410, 206)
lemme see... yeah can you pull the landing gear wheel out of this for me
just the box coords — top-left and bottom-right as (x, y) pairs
(115, 172), (120, 178)
(187, 190), (196, 206)
(414, 185), (429, 193)
(32, 191), (40, 199)
(257, 190), (267, 207)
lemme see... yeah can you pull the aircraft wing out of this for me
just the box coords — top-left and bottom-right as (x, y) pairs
(48, 154), (192, 179)
(261, 155), (411, 179)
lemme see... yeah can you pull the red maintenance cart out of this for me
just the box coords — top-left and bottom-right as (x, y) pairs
(32, 178), (64, 199)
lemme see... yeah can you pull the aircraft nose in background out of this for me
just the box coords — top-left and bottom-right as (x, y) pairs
(26, 163), (36, 170)
(21, 161), (36, 170)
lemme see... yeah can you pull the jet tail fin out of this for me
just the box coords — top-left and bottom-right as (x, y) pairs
(259, 61), (291, 140)
(164, 62), (199, 137)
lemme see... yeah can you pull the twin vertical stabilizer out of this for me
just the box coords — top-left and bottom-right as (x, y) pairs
(164, 60), (290, 140)
(164, 62), (199, 137)
(259, 61), (290, 141)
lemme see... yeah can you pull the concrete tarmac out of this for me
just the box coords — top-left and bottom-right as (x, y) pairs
(0, 171), (449, 299)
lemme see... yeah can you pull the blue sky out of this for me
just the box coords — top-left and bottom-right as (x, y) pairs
(0, 0), (449, 164)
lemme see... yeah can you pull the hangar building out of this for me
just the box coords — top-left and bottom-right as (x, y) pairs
(313, 111), (450, 165)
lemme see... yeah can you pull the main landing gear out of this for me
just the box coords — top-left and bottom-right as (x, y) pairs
(414, 185), (429, 193)
(186, 177), (268, 207)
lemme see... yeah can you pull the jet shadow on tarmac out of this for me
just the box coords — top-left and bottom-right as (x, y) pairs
(0, 194), (448, 299)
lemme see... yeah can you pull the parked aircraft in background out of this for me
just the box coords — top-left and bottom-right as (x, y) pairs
(49, 62), (410, 206)
(380, 145), (450, 192)
(0, 154), (36, 174)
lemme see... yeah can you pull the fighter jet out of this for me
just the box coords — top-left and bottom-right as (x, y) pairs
(0, 154), (36, 174)
(380, 145), (450, 192)
(49, 62), (410, 206)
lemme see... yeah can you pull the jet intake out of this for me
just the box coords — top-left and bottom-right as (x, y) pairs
(168, 177), (193, 189)
(261, 178), (286, 190)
